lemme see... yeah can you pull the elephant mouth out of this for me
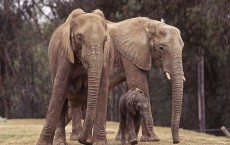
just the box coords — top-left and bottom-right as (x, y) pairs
(153, 59), (162, 68)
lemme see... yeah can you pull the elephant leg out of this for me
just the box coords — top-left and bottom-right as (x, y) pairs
(70, 107), (83, 141)
(115, 127), (120, 141)
(119, 114), (126, 145)
(126, 113), (137, 145)
(92, 66), (109, 145)
(115, 126), (129, 142)
(121, 56), (159, 142)
(36, 60), (71, 145)
(64, 105), (72, 127)
(134, 116), (141, 137)
(140, 119), (152, 141)
(54, 100), (68, 145)
(139, 108), (159, 142)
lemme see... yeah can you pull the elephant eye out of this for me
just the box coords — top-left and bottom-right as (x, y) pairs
(159, 46), (164, 51)
(77, 35), (82, 43)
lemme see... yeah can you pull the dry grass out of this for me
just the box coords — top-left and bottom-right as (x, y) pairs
(0, 119), (229, 145)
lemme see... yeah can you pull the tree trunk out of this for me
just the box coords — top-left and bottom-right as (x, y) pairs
(198, 54), (205, 132)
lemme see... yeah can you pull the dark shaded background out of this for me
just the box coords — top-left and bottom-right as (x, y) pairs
(0, 0), (229, 135)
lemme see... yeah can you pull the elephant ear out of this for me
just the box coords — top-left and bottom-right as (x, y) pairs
(92, 9), (105, 19)
(103, 36), (114, 72)
(126, 91), (136, 115)
(117, 23), (152, 71)
(62, 9), (85, 63)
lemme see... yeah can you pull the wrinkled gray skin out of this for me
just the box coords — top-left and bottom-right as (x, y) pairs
(109, 17), (184, 144)
(41, 15), (184, 145)
(69, 107), (84, 141)
(119, 88), (151, 145)
(68, 17), (184, 144)
(59, 106), (84, 142)
(36, 9), (110, 145)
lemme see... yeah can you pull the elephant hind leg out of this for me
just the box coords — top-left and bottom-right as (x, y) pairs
(70, 107), (83, 141)
(130, 139), (138, 145)
(119, 115), (126, 144)
(121, 56), (160, 142)
(115, 128), (120, 141)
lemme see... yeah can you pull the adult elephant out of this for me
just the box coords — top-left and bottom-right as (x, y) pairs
(65, 17), (185, 144)
(107, 17), (185, 144)
(36, 9), (112, 145)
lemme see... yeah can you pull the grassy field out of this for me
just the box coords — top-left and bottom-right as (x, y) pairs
(0, 119), (229, 145)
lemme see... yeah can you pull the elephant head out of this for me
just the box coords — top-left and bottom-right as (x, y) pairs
(127, 88), (152, 136)
(62, 9), (109, 135)
(146, 20), (184, 143)
(116, 18), (184, 143)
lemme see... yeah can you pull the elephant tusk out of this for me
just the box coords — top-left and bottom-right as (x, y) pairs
(183, 76), (186, 82)
(166, 72), (171, 80)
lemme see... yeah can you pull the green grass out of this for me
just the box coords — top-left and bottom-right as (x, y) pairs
(0, 119), (229, 145)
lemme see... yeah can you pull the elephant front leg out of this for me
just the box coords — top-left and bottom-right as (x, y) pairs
(134, 115), (141, 136)
(126, 113), (138, 145)
(37, 91), (67, 145)
(70, 107), (83, 141)
(37, 92), (66, 145)
(36, 60), (71, 145)
(54, 100), (69, 145)
(139, 105), (159, 142)
(121, 56), (159, 142)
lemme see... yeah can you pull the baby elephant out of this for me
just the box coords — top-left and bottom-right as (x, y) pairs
(119, 88), (151, 145)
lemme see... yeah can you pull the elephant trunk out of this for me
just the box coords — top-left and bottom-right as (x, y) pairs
(142, 111), (152, 137)
(170, 53), (184, 144)
(82, 45), (104, 135)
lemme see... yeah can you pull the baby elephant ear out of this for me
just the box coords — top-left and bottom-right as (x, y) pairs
(127, 93), (136, 115)
(62, 9), (85, 63)
(92, 9), (105, 18)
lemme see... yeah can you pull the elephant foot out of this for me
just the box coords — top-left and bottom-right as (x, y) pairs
(130, 139), (138, 145)
(93, 141), (108, 145)
(70, 132), (81, 141)
(54, 142), (68, 145)
(129, 135), (138, 145)
(173, 137), (180, 144)
(173, 140), (180, 144)
(140, 134), (160, 142)
(115, 133), (129, 141)
(53, 135), (68, 145)
(36, 135), (53, 145)
(53, 139), (68, 145)
(151, 133), (160, 141)
(78, 139), (92, 145)
(78, 134), (92, 145)
(78, 127), (93, 145)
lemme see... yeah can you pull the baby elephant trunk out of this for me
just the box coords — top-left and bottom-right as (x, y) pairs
(141, 111), (152, 136)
